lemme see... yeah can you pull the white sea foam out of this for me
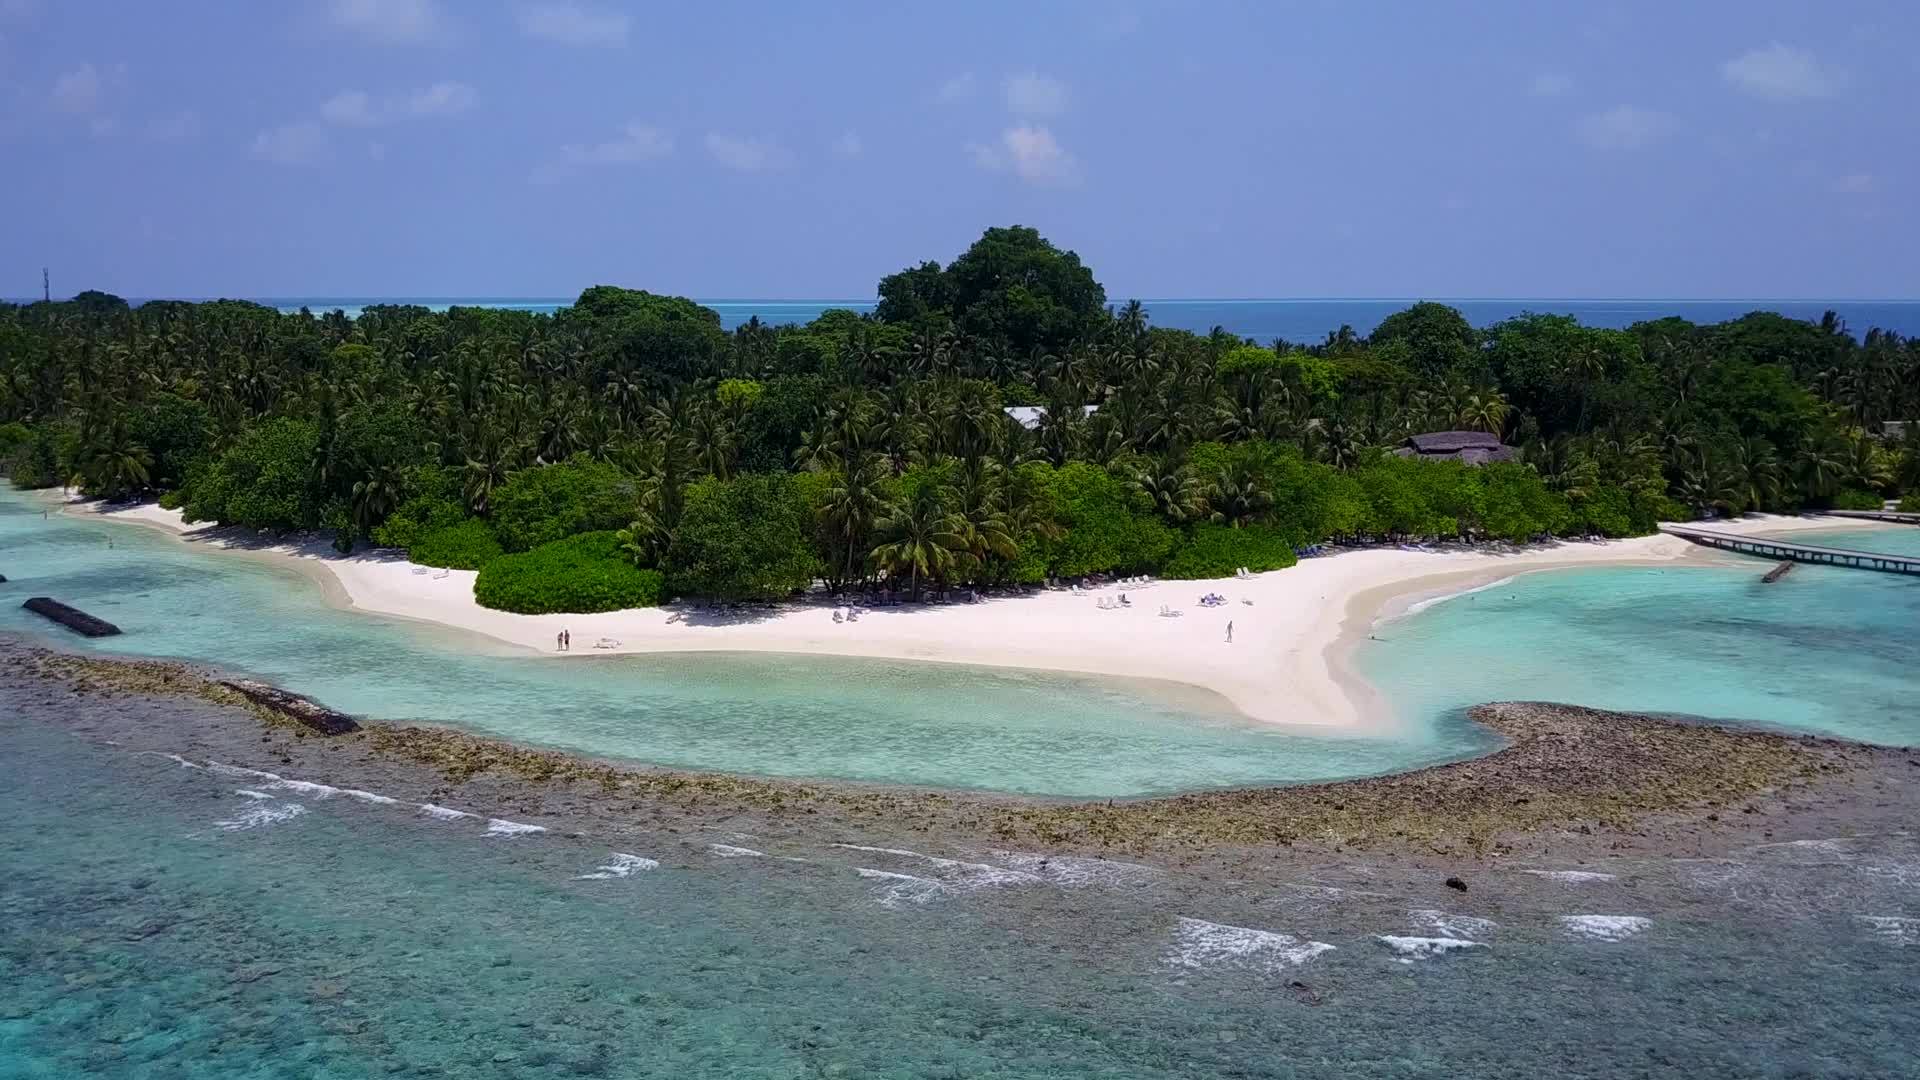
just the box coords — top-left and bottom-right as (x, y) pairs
(832, 844), (1043, 891)
(1165, 918), (1335, 974)
(1855, 916), (1919, 945)
(707, 843), (765, 858)
(419, 803), (478, 822)
(1409, 910), (1497, 939)
(267, 778), (339, 799)
(1559, 915), (1652, 941)
(854, 868), (951, 909)
(484, 818), (547, 837)
(1400, 575), (1517, 618)
(1522, 870), (1618, 884)
(989, 851), (1162, 888)
(213, 802), (308, 831)
(343, 789), (401, 806)
(1377, 935), (1487, 963)
(234, 789), (273, 801)
(139, 751), (203, 770)
(578, 853), (659, 879)
(209, 763), (283, 782)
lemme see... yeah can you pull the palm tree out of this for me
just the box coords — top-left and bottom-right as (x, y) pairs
(1203, 462), (1273, 528)
(1726, 436), (1781, 512)
(870, 483), (966, 600)
(350, 464), (407, 534)
(1133, 456), (1203, 525)
(1792, 436), (1845, 502)
(1839, 432), (1893, 494)
(73, 423), (152, 499)
(816, 456), (890, 590)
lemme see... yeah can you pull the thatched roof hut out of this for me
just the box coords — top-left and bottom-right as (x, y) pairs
(1394, 430), (1518, 465)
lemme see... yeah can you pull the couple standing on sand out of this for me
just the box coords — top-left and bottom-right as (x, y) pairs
(556, 628), (571, 652)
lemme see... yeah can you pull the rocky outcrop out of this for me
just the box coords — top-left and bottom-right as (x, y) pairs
(22, 597), (121, 637)
(217, 679), (360, 735)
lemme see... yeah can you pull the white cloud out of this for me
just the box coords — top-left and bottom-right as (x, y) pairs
(832, 131), (862, 157)
(1005, 72), (1067, 116)
(704, 133), (790, 172)
(251, 122), (328, 165)
(534, 121), (672, 182)
(320, 90), (378, 126)
(328, 0), (444, 44)
(1577, 105), (1677, 150)
(406, 80), (475, 115)
(50, 63), (102, 112)
(936, 72), (976, 104)
(1722, 44), (1835, 101)
(319, 82), (473, 127)
(517, 2), (628, 46)
(1832, 173), (1876, 195)
(968, 126), (1080, 186)
(1529, 72), (1573, 97)
(145, 109), (200, 141)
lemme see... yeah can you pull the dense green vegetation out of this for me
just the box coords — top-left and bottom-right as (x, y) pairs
(473, 532), (665, 614)
(5, 226), (1916, 614)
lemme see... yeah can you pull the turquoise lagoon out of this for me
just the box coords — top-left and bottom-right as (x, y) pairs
(0, 488), (1495, 797)
(1357, 526), (1920, 747)
(5, 486), (1918, 796)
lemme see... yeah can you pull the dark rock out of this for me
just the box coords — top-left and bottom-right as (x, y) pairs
(1445, 876), (1468, 892)
(217, 679), (359, 735)
(22, 597), (122, 637)
(1288, 980), (1323, 1006)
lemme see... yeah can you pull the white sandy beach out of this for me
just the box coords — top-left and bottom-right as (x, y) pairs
(62, 497), (1899, 730)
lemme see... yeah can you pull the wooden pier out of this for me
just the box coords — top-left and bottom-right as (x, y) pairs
(1660, 525), (1920, 577)
(1823, 509), (1920, 525)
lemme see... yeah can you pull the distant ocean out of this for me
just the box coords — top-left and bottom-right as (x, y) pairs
(81, 297), (1920, 342)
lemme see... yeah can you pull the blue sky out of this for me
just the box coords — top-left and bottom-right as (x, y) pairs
(2, 1), (1914, 299)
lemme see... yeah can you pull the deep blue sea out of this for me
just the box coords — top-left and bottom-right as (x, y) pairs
(91, 297), (1920, 341)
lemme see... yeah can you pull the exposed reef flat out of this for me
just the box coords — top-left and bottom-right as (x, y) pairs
(5, 636), (1913, 871)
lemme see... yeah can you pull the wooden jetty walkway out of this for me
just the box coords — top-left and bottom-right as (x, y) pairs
(1824, 509), (1920, 525)
(1660, 525), (1920, 577)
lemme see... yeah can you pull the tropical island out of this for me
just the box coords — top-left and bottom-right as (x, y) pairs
(4, 227), (1918, 726)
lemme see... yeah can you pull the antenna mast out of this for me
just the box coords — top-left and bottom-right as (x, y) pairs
(43, 268), (50, 302)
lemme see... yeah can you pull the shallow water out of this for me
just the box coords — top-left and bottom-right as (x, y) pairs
(3, 708), (1916, 1078)
(1357, 526), (1920, 745)
(0, 488), (1493, 796)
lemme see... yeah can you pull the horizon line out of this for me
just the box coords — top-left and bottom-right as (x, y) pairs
(12, 295), (1920, 306)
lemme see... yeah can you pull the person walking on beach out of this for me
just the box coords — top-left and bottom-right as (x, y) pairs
(1225, 621), (1234, 644)
(563, 628), (571, 651)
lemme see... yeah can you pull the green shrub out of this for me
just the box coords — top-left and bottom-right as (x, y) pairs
(1162, 525), (1300, 580)
(1831, 488), (1885, 511)
(488, 457), (639, 552)
(410, 518), (504, 570)
(474, 531), (664, 614)
(5, 425), (63, 490)
(1900, 493), (1919, 513)
(664, 472), (821, 600)
(178, 418), (323, 529)
(1567, 485), (1638, 537)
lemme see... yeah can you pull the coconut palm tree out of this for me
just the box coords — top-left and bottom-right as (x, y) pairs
(870, 483), (966, 600)
(816, 456), (890, 590)
(1133, 455), (1203, 525)
(1203, 462), (1273, 528)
